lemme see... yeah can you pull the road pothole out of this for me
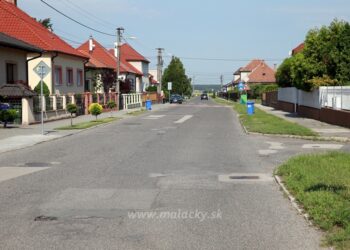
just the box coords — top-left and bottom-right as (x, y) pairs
(219, 173), (273, 183)
(34, 215), (58, 222)
(24, 162), (53, 167)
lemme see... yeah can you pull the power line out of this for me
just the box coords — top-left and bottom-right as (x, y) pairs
(40, 0), (115, 37)
(60, 0), (117, 29)
(168, 56), (284, 62)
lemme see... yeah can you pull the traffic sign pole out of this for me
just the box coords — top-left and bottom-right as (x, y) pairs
(40, 66), (44, 135)
(34, 61), (50, 136)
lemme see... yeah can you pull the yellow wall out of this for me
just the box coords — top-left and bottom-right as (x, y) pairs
(27, 52), (85, 95)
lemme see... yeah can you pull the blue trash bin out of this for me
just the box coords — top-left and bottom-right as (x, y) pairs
(146, 100), (152, 110)
(247, 101), (254, 115)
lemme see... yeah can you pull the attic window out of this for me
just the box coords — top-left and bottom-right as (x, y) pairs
(262, 73), (266, 76)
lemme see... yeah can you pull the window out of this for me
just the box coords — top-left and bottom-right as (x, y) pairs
(77, 69), (83, 86)
(66, 68), (73, 85)
(6, 63), (17, 83)
(54, 66), (62, 85)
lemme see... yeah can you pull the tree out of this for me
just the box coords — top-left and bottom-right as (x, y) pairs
(66, 103), (77, 127)
(106, 100), (116, 117)
(276, 19), (350, 91)
(38, 18), (53, 31)
(162, 57), (192, 97)
(89, 103), (103, 120)
(34, 81), (50, 96)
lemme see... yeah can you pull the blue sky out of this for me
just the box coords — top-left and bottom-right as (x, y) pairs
(19, 0), (350, 85)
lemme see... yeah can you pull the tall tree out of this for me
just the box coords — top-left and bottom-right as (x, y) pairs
(38, 18), (53, 31)
(276, 19), (350, 91)
(162, 57), (192, 96)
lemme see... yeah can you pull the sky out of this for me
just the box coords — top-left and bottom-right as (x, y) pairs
(19, 0), (350, 85)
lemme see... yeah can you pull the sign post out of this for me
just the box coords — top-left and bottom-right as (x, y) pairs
(168, 82), (172, 103)
(34, 61), (50, 135)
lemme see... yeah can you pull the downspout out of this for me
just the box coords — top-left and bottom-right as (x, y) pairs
(26, 52), (43, 87)
(51, 52), (59, 94)
(83, 58), (90, 92)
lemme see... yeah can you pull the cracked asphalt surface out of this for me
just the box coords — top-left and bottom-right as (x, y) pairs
(0, 97), (347, 249)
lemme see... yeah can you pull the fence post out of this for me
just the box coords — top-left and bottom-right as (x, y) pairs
(21, 97), (35, 125)
(62, 96), (67, 110)
(52, 95), (57, 111)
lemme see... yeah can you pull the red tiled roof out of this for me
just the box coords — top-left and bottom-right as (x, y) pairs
(292, 43), (304, 55)
(241, 59), (264, 72)
(0, 0), (86, 58)
(107, 49), (143, 76)
(245, 61), (276, 83)
(120, 43), (150, 63)
(77, 39), (116, 69)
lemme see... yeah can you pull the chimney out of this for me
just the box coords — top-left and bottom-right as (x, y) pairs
(5, 0), (17, 6)
(88, 35), (95, 53)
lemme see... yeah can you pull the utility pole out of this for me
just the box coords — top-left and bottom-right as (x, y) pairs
(220, 74), (224, 89)
(156, 48), (164, 95)
(192, 75), (195, 96)
(116, 27), (124, 94)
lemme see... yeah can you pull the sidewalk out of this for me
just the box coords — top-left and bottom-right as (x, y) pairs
(0, 103), (169, 154)
(256, 103), (350, 141)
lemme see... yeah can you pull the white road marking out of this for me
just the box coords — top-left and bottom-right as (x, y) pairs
(266, 142), (285, 150)
(259, 149), (278, 155)
(302, 144), (343, 149)
(143, 115), (165, 120)
(0, 167), (50, 183)
(174, 115), (193, 124)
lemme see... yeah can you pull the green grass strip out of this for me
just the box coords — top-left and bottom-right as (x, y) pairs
(277, 152), (350, 249)
(55, 117), (119, 130)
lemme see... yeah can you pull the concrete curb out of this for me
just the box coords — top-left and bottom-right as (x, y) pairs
(274, 175), (312, 225)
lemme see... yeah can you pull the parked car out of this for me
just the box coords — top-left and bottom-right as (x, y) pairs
(170, 94), (183, 104)
(0, 103), (11, 111)
(201, 93), (208, 100)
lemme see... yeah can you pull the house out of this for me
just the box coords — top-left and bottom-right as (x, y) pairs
(0, 0), (88, 95)
(232, 59), (276, 86)
(292, 43), (304, 56)
(119, 43), (150, 92)
(0, 32), (42, 88)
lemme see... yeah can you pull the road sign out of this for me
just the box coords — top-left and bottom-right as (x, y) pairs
(168, 82), (172, 91)
(34, 61), (50, 79)
(238, 82), (244, 92)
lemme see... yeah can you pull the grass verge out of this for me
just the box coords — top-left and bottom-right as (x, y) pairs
(233, 102), (317, 136)
(55, 117), (119, 130)
(213, 98), (317, 136)
(276, 152), (350, 249)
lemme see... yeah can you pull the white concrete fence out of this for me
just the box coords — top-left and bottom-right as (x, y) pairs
(278, 86), (350, 111)
(122, 93), (143, 110)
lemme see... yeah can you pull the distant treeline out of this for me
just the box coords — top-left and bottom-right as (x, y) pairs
(193, 85), (221, 92)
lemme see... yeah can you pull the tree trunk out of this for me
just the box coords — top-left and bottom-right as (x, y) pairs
(70, 114), (73, 126)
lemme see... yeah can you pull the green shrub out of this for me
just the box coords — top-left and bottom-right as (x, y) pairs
(107, 100), (116, 109)
(146, 86), (157, 92)
(34, 81), (50, 96)
(0, 109), (18, 128)
(249, 84), (278, 99)
(89, 103), (103, 120)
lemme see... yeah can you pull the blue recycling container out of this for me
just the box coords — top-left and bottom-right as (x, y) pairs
(146, 100), (152, 110)
(247, 101), (254, 115)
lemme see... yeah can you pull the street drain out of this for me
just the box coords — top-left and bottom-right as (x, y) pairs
(25, 162), (52, 167)
(229, 176), (259, 180)
(34, 215), (58, 221)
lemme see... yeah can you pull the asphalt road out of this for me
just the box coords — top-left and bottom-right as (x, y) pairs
(1, 97), (344, 250)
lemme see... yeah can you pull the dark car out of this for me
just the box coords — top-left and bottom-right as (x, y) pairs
(0, 103), (11, 111)
(170, 94), (183, 104)
(201, 93), (208, 100)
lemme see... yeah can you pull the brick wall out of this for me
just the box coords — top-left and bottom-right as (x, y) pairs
(320, 108), (350, 128)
